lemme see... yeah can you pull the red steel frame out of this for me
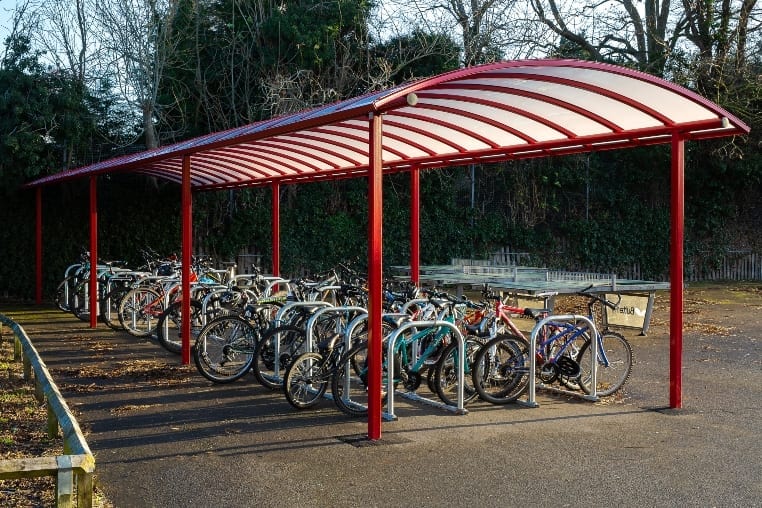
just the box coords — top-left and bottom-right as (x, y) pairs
(181, 155), (193, 364)
(410, 167), (420, 286)
(272, 182), (280, 277)
(89, 176), (98, 329)
(367, 113), (384, 440)
(29, 60), (751, 441)
(670, 135), (685, 408)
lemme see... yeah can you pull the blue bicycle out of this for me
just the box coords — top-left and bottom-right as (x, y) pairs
(471, 290), (633, 404)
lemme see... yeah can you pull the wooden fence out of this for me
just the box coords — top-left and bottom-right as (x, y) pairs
(685, 251), (761, 282)
(0, 315), (95, 508)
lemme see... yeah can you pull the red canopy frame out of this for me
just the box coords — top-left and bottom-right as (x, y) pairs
(27, 59), (750, 440)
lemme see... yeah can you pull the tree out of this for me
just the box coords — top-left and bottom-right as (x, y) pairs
(94, 0), (182, 148)
(377, 0), (542, 66)
(367, 29), (460, 86)
(530, 0), (678, 74)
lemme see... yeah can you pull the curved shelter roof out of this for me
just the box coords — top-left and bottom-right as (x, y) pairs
(24, 59), (749, 190)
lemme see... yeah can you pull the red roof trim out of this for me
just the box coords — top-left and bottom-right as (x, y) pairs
(22, 59), (749, 190)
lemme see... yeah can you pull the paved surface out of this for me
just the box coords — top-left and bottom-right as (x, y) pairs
(2, 293), (761, 508)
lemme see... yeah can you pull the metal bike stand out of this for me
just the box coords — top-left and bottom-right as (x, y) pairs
(197, 285), (235, 325)
(295, 306), (368, 403)
(101, 271), (148, 325)
(523, 314), (599, 408)
(336, 313), (409, 420)
(60, 263), (85, 310)
(125, 274), (170, 333)
(159, 280), (183, 339)
(335, 313), (373, 413)
(304, 306), (368, 353)
(260, 276), (289, 297)
(385, 320), (468, 420)
(263, 301), (334, 385)
(400, 298), (432, 315)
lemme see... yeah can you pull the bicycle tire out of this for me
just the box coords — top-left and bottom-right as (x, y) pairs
(252, 325), (307, 390)
(433, 335), (484, 406)
(193, 315), (258, 383)
(471, 333), (531, 405)
(118, 287), (163, 337)
(284, 352), (329, 409)
(331, 340), (373, 417)
(100, 286), (131, 330)
(156, 299), (204, 354)
(577, 330), (633, 397)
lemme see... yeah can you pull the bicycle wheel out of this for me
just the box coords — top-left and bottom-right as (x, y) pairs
(471, 333), (531, 404)
(252, 325), (307, 390)
(284, 352), (328, 409)
(577, 330), (633, 397)
(193, 316), (258, 383)
(118, 287), (163, 337)
(100, 286), (131, 330)
(433, 335), (484, 406)
(156, 299), (204, 354)
(331, 340), (373, 417)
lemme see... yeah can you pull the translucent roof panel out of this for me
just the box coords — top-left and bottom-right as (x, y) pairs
(25, 59), (749, 191)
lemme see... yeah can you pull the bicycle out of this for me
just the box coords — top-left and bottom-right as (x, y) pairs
(377, 291), (480, 406)
(471, 288), (633, 404)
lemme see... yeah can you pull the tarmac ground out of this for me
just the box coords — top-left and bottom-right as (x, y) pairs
(2, 285), (761, 507)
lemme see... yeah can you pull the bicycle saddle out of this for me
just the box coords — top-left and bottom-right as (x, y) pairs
(523, 308), (550, 319)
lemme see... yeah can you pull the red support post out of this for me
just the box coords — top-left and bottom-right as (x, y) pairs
(271, 182), (280, 277)
(181, 155), (193, 365)
(367, 113), (383, 440)
(670, 134), (685, 408)
(35, 187), (43, 304)
(410, 167), (420, 286)
(89, 176), (98, 328)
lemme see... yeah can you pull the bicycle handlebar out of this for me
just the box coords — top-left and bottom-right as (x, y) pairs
(578, 284), (620, 309)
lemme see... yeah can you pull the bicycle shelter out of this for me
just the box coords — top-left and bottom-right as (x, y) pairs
(22, 59), (750, 440)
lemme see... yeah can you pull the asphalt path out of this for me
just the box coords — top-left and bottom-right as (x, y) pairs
(3, 293), (761, 508)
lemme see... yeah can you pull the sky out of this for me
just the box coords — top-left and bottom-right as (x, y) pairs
(0, 1), (16, 48)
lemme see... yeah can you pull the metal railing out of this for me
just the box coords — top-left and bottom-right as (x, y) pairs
(0, 314), (95, 508)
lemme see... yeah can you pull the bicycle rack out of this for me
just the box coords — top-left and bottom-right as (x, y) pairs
(292, 306), (369, 404)
(304, 306), (368, 353)
(261, 277), (288, 297)
(385, 320), (468, 420)
(400, 298), (434, 316)
(198, 286), (255, 325)
(60, 263), (84, 310)
(523, 314), (599, 408)
(260, 301), (334, 386)
(101, 271), (150, 324)
(157, 281), (225, 341)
